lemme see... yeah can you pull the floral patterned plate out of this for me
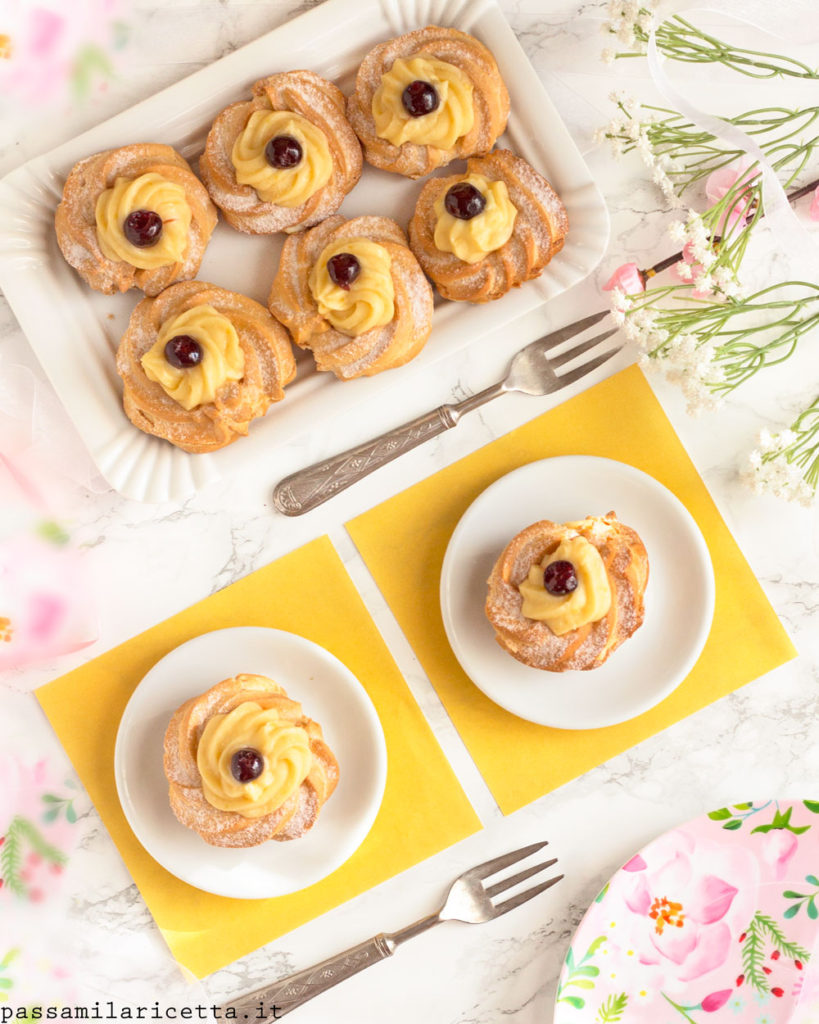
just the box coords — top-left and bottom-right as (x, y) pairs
(555, 801), (819, 1024)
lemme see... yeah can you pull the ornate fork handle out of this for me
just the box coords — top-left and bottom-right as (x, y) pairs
(221, 917), (438, 1019)
(273, 383), (503, 516)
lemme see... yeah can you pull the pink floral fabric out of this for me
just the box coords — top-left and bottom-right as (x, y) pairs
(0, 754), (83, 1005)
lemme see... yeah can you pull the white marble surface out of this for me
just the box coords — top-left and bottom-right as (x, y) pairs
(2, 0), (819, 1021)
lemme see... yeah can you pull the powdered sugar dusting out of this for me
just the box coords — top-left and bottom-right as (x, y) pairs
(163, 673), (339, 848)
(268, 214), (433, 380)
(485, 514), (648, 671)
(408, 149), (568, 302)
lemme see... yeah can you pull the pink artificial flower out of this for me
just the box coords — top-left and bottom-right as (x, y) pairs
(701, 989), (732, 1012)
(705, 160), (760, 234)
(603, 262), (646, 294)
(670, 242), (713, 300)
(809, 185), (819, 222)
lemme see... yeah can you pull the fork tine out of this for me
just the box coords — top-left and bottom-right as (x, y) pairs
(466, 840), (549, 882)
(492, 873), (565, 917)
(554, 346), (622, 388)
(548, 327), (620, 369)
(538, 309), (611, 351)
(485, 857), (558, 899)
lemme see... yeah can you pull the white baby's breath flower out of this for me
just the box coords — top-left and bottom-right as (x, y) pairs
(636, 133), (655, 165)
(601, 47), (617, 64)
(668, 220), (687, 245)
(757, 427), (776, 452)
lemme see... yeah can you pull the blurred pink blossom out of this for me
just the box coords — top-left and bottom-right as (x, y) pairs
(0, 531), (97, 671)
(603, 261), (646, 294)
(0, 0), (129, 106)
(1, 362), (99, 674)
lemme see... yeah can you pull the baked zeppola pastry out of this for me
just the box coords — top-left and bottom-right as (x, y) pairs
(198, 71), (363, 234)
(268, 214), (434, 380)
(485, 513), (648, 672)
(346, 25), (509, 178)
(55, 144), (217, 295)
(116, 280), (296, 453)
(163, 673), (339, 847)
(408, 149), (569, 302)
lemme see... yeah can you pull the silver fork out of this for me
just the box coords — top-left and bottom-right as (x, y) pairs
(273, 309), (619, 515)
(219, 840), (562, 1019)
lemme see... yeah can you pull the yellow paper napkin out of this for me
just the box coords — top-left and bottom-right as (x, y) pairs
(36, 536), (480, 978)
(347, 365), (796, 815)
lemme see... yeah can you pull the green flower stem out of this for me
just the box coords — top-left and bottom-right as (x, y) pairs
(630, 283), (819, 397)
(662, 993), (700, 1022)
(606, 103), (819, 197)
(762, 397), (819, 489)
(617, 14), (819, 78)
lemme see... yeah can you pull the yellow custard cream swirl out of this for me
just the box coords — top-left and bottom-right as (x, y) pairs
(231, 110), (332, 207)
(434, 174), (517, 264)
(518, 536), (612, 636)
(308, 239), (394, 336)
(95, 172), (192, 270)
(372, 54), (474, 149)
(196, 701), (313, 819)
(141, 304), (245, 411)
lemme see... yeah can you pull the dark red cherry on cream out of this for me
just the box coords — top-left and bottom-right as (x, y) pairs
(444, 182), (486, 220)
(265, 134), (303, 169)
(123, 209), (163, 247)
(327, 252), (361, 290)
(402, 80), (439, 117)
(164, 335), (203, 369)
(543, 560), (578, 596)
(230, 748), (264, 783)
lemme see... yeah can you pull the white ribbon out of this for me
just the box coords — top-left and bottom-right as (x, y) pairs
(646, 0), (819, 276)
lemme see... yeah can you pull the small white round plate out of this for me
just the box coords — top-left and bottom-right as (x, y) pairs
(440, 456), (715, 730)
(114, 626), (387, 899)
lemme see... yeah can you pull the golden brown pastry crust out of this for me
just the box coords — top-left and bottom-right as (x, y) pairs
(485, 513), (649, 672)
(198, 71), (363, 234)
(54, 144), (217, 296)
(163, 673), (339, 848)
(346, 25), (509, 178)
(268, 214), (434, 380)
(116, 280), (296, 453)
(408, 149), (569, 302)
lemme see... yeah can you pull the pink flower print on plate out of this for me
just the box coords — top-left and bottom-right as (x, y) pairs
(554, 800), (819, 1023)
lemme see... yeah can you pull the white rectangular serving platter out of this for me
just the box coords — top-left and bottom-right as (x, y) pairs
(0, 0), (609, 503)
